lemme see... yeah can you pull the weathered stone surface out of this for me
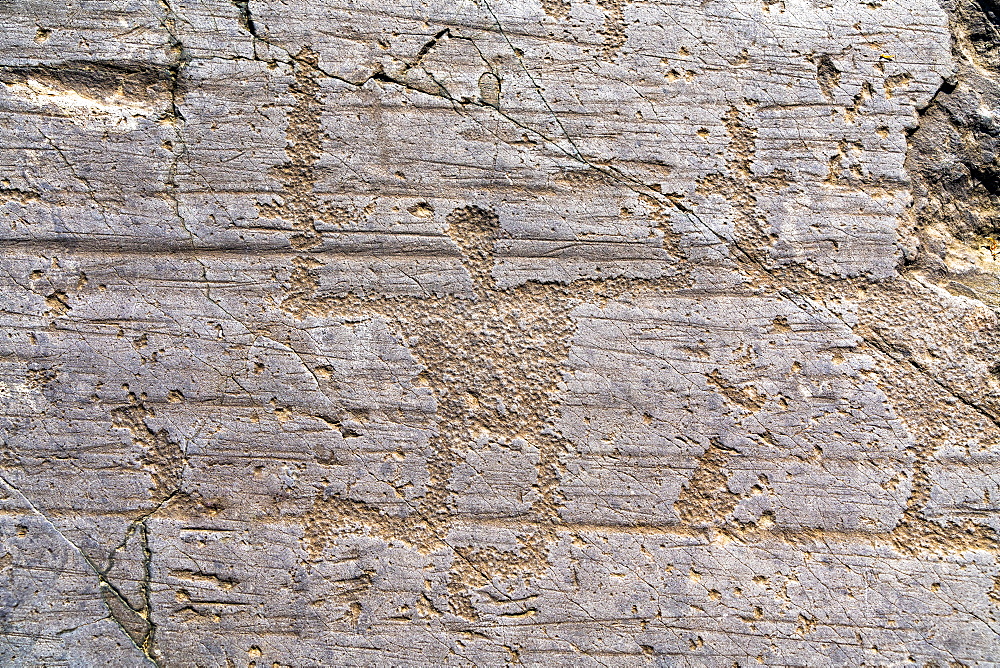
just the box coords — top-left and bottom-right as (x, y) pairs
(2, 0), (1000, 665)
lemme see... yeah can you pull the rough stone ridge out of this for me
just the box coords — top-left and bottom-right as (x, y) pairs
(2, 0), (1000, 665)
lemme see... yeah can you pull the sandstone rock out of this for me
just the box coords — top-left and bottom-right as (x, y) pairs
(2, 0), (1000, 665)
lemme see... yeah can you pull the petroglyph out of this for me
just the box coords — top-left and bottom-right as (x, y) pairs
(3, 0), (1000, 665)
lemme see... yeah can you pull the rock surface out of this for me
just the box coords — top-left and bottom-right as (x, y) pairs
(2, 0), (1000, 665)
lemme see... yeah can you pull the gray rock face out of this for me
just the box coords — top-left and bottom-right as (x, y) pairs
(2, 0), (1000, 665)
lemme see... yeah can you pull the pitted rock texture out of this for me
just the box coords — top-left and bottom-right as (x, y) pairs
(2, 0), (1000, 666)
